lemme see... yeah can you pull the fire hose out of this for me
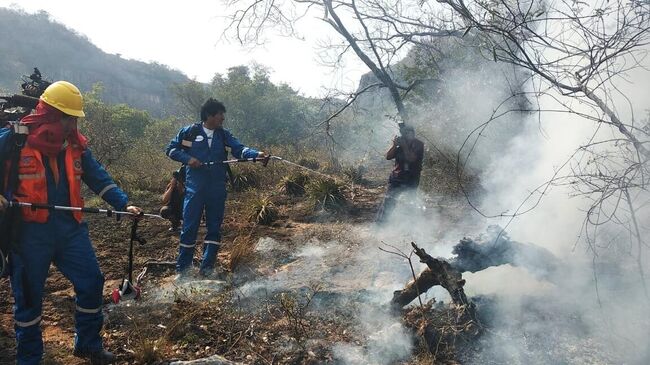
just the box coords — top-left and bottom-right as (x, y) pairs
(203, 155), (347, 182)
(202, 155), (274, 167)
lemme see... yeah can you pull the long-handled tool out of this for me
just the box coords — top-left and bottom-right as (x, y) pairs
(202, 154), (274, 167)
(112, 216), (146, 304)
(202, 155), (340, 181)
(8, 201), (162, 219)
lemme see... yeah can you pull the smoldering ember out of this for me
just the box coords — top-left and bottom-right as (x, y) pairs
(0, 1), (649, 365)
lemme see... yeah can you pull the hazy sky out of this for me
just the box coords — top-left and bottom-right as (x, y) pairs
(0, 0), (367, 97)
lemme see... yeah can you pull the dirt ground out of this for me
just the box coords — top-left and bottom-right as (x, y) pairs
(0, 148), (492, 365)
(0, 173), (416, 364)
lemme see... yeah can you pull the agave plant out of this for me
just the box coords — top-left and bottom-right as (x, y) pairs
(230, 169), (259, 192)
(247, 195), (279, 225)
(306, 178), (346, 211)
(342, 164), (366, 184)
(298, 158), (320, 170)
(279, 172), (310, 196)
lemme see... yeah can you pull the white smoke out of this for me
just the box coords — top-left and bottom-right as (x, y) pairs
(332, 311), (412, 365)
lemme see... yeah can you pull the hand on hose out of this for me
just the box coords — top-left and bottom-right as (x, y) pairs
(0, 194), (7, 213)
(187, 157), (202, 168)
(258, 151), (271, 166)
(126, 205), (143, 219)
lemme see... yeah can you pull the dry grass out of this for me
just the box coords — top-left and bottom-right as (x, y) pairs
(277, 284), (321, 347)
(133, 337), (162, 364)
(342, 164), (367, 184)
(297, 157), (320, 170)
(226, 235), (258, 271)
(229, 167), (260, 192)
(403, 301), (481, 363)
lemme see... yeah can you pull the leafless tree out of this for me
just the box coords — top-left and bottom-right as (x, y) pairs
(223, 0), (463, 124)
(432, 0), (650, 293)
(223, 0), (650, 271)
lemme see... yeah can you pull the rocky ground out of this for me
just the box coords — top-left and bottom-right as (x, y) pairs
(0, 163), (625, 365)
(1, 171), (451, 365)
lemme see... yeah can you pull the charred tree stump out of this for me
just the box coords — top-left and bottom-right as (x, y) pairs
(391, 227), (561, 359)
(391, 226), (561, 309)
(393, 243), (479, 359)
(391, 243), (472, 310)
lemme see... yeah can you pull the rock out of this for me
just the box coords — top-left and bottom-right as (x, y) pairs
(169, 354), (243, 365)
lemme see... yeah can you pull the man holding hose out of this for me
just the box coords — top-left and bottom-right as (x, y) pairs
(166, 97), (266, 278)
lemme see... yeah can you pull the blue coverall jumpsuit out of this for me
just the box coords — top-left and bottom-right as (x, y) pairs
(0, 129), (129, 365)
(166, 123), (259, 274)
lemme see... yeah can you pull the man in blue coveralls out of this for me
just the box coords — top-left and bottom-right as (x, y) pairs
(0, 81), (142, 364)
(166, 98), (266, 277)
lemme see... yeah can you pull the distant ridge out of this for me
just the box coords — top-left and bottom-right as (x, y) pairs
(0, 7), (192, 117)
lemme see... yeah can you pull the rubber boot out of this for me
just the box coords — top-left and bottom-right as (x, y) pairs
(73, 349), (116, 365)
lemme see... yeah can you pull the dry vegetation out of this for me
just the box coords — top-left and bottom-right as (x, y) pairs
(0, 145), (482, 365)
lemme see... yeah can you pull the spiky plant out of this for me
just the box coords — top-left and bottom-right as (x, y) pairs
(298, 158), (320, 170)
(279, 172), (310, 196)
(230, 170), (259, 192)
(247, 195), (279, 225)
(306, 178), (346, 211)
(342, 164), (366, 184)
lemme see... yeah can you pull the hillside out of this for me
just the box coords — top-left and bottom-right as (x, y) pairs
(0, 8), (191, 117)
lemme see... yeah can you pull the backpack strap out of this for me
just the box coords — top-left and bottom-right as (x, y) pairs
(216, 128), (235, 187)
(180, 123), (203, 150)
(1, 122), (28, 197)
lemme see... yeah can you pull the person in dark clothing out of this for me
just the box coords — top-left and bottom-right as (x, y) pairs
(160, 166), (186, 232)
(376, 125), (425, 223)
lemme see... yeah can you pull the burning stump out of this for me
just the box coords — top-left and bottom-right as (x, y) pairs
(391, 226), (560, 309)
(391, 226), (561, 358)
(391, 242), (480, 359)
(391, 243), (472, 309)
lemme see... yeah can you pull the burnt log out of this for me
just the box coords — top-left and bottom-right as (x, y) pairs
(392, 243), (472, 309)
(391, 226), (560, 309)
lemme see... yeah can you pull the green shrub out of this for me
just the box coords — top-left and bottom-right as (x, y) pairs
(247, 195), (279, 225)
(342, 164), (366, 184)
(230, 169), (260, 192)
(279, 172), (310, 196)
(306, 178), (346, 211)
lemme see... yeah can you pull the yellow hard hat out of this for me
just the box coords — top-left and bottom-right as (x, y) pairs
(40, 81), (85, 117)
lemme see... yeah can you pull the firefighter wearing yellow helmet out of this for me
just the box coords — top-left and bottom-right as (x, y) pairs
(0, 80), (142, 365)
(40, 80), (86, 117)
